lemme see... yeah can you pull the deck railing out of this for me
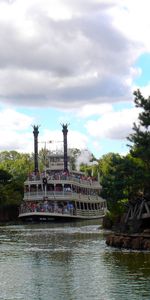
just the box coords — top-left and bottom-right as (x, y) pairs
(19, 207), (106, 218)
(25, 174), (100, 188)
(23, 191), (103, 202)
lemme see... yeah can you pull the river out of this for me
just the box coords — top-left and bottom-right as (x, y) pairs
(0, 220), (150, 300)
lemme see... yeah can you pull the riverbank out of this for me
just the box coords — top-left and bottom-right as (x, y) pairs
(106, 230), (150, 250)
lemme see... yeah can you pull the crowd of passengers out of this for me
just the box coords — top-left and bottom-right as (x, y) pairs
(20, 201), (75, 215)
(25, 185), (99, 197)
(28, 170), (98, 183)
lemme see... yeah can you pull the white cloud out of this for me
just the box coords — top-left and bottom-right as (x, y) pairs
(77, 103), (113, 118)
(0, 108), (33, 130)
(0, 109), (34, 151)
(0, 108), (89, 153)
(113, 0), (150, 51)
(0, 0), (148, 158)
(85, 108), (140, 140)
(0, 0), (143, 108)
(92, 140), (103, 154)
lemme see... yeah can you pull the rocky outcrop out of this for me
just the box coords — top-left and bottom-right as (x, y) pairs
(106, 230), (150, 250)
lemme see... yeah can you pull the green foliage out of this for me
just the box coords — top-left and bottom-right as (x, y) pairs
(128, 89), (150, 164)
(0, 151), (33, 180)
(0, 175), (22, 207)
(98, 153), (125, 209)
(97, 90), (150, 218)
(128, 89), (150, 195)
(80, 164), (91, 176)
(0, 151), (33, 208)
(96, 151), (146, 216)
(0, 169), (12, 184)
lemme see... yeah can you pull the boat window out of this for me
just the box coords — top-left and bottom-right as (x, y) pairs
(55, 184), (63, 192)
(48, 184), (54, 191)
(38, 184), (42, 191)
(30, 185), (36, 192)
(91, 203), (95, 210)
(80, 203), (84, 210)
(76, 202), (80, 209)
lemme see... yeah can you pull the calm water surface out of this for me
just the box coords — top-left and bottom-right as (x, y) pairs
(0, 220), (150, 300)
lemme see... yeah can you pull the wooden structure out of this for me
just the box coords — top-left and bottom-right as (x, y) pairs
(125, 196), (150, 224)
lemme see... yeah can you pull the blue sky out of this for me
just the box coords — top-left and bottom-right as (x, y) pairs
(0, 0), (149, 159)
(135, 53), (150, 86)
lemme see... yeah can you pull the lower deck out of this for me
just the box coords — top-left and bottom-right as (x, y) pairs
(19, 196), (107, 221)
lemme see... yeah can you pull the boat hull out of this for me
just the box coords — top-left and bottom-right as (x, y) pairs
(18, 211), (105, 221)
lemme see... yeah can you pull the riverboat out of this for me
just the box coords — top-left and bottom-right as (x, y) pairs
(19, 124), (107, 221)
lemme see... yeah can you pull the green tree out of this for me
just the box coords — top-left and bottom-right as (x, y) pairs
(0, 151), (33, 180)
(128, 89), (150, 195)
(0, 168), (18, 207)
(97, 153), (144, 214)
(0, 151), (34, 207)
(98, 153), (125, 209)
(0, 169), (12, 184)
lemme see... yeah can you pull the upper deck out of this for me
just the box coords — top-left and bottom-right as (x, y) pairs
(25, 171), (101, 189)
(28, 149), (101, 189)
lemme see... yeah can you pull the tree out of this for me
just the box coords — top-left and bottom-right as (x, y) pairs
(97, 152), (145, 214)
(128, 89), (150, 195)
(0, 151), (33, 180)
(0, 168), (20, 207)
(0, 169), (12, 184)
(0, 151), (34, 207)
(98, 153), (126, 209)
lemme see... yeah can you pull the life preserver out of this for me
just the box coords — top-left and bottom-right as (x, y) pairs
(43, 177), (47, 185)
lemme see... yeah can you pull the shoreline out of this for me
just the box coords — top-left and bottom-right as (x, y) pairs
(106, 230), (150, 250)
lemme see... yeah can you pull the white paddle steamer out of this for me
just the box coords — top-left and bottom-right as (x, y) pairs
(19, 125), (107, 221)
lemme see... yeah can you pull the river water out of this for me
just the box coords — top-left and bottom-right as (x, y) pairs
(0, 220), (150, 300)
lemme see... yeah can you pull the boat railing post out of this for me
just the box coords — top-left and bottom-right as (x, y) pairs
(37, 184), (38, 197)
(45, 184), (46, 197)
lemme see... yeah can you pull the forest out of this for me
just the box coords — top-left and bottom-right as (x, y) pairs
(0, 90), (149, 222)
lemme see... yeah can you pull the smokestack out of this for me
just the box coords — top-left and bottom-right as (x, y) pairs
(62, 123), (69, 172)
(33, 125), (39, 175)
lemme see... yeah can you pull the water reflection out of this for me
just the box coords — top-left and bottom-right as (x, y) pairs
(103, 251), (150, 277)
(0, 222), (150, 300)
(102, 250), (150, 300)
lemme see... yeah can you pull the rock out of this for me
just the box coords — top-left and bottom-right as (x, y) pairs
(106, 233), (150, 251)
(131, 237), (143, 250)
(143, 239), (150, 250)
(122, 237), (131, 249)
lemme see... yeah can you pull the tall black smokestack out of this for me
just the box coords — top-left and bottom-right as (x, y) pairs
(62, 123), (69, 172)
(33, 125), (39, 175)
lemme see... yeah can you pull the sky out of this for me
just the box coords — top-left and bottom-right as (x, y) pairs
(0, 0), (150, 159)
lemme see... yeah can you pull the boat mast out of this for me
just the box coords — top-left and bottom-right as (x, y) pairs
(62, 123), (69, 172)
(33, 125), (39, 175)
